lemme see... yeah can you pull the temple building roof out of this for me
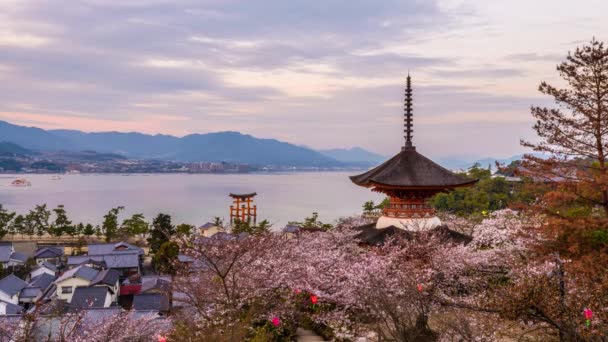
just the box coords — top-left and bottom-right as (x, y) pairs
(350, 148), (476, 189)
(350, 74), (476, 190)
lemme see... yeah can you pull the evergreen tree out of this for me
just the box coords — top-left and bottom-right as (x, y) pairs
(25, 204), (50, 237)
(148, 213), (175, 254)
(75, 223), (85, 237)
(152, 241), (180, 275)
(83, 223), (95, 237)
(120, 213), (149, 238)
(231, 219), (272, 235)
(102, 206), (124, 242)
(51, 205), (72, 237)
(0, 205), (15, 240)
(176, 223), (194, 237)
(10, 215), (26, 238)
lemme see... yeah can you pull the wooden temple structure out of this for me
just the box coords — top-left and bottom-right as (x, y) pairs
(229, 192), (258, 224)
(350, 75), (477, 231)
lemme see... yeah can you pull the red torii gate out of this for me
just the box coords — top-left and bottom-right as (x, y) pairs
(229, 192), (257, 224)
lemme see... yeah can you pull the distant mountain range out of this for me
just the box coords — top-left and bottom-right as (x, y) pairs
(0, 121), (383, 167)
(437, 155), (527, 171)
(319, 147), (386, 165)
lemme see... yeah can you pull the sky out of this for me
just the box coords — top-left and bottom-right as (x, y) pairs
(0, 0), (606, 160)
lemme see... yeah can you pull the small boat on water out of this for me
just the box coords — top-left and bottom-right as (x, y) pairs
(10, 178), (31, 187)
(51, 175), (62, 180)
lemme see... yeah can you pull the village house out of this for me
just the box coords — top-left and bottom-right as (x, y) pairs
(54, 265), (99, 303)
(89, 269), (120, 303)
(0, 243), (28, 268)
(70, 287), (113, 310)
(133, 276), (171, 315)
(0, 299), (22, 315)
(30, 261), (58, 279)
(66, 242), (143, 279)
(0, 274), (27, 305)
(198, 222), (223, 237)
(19, 273), (55, 307)
(33, 246), (64, 266)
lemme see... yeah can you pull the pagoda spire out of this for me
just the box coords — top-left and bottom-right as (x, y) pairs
(404, 73), (414, 150)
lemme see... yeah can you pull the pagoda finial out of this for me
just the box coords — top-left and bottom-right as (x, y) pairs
(403, 73), (414, 150)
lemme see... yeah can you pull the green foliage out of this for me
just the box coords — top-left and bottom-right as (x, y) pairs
(83, 223), (95, 236)
(176, 223), (195, 237)
(148, 213), (175, 254)
(102, 206), (124, 242)
(25, 204), (51, 237)
(362, 198), (390, 214)
(10, 215), (25, 237)
(120, 213), (149, 238)
(288, 212), (333, 231)
(362, 201), (375, 214)
(0, 205), (15, 239)
(430, 165), (530, 216)
(232, 219), (272, 235)
(589, 229), (608, 248)
(212, 216), (224, 227)
(152, 241), (180, 275)
(50, 205), (74, 237)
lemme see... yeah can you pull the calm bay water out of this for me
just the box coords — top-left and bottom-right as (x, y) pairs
(0, 172), (382, 228)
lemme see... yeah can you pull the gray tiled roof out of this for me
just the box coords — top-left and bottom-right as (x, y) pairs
(70, 287), (110, 309)
(1, 300), (23, 315)
(9, 252), (28, 263)
(55, 265), (99, 284)
(177, 254), (194, 263)
(90, 269), (120, 287)
(199, 222), (216, 229)
(282, 224), (301, 233)
(0, 244), (13, 263)
(133, 293), (170, 311)
(29, 273), (55, 291)
(87, 242), (143, 256)
(41, 261), (58, 272)
(68, 254), (139, 269)
(34, 246), (64, 259)
(141, 278), (170, 294)
(19, 287), (42, 299)
(0, 274), (27, 297)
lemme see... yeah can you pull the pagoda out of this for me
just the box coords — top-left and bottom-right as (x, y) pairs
(350, 75), (477, 231)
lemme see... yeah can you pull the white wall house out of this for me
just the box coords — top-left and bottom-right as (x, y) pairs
(31, 266), (55, 279)
(0, 290), (18, 305)
(0, 275), (28, 305)
(198, 223), (224, 237)
(0, 300), (22, 315)
(54, 265), (98, 303)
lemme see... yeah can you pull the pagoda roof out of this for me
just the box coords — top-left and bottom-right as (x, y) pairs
(350, 147), (477, 189)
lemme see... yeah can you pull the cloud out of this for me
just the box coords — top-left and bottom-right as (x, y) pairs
(0, 0), (606, 159)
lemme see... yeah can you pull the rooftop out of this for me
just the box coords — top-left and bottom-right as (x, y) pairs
(70, 287), (110, 310)
(55, 265), (99, 284)
(0, 244), (14, 263)
(34, 246), (64, 259)
(133, 293), (170, 312)
(350, 149), (477, 189)
(90, 269), (120, 287)
(0, 300), (23, 315)
(0, 274), (28, 297)
(67, 253), (139, 269)
(87, 242), (143, 256)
